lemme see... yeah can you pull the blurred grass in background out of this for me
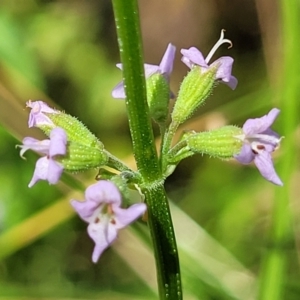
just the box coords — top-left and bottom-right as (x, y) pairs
(0, 0), (299, 299)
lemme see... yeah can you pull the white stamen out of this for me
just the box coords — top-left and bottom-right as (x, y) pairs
(205, 29), (233, 64)
(246, 134), (282, 146)
(234, 133), (283, 149)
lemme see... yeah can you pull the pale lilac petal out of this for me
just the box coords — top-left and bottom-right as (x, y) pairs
(112, 81), (126, 99)
(180, 47), (207, 68)
(113, 203), (147, 229)
(26, 100), (56, 113)
(28, 157), (50, 187)
(212, 56), (238, 89)
(49, 128), (67, 156)
(70, 199), (101, 222)
(159, 43), (176, 76)
(243, 108), (280, 135)
(254, 152), (283, 186)
(213, 57), (233, 80)
(47, 159), (64, 184)
(85, 181), (121, 206)
(26, 100), (56, 128)
(28, 156), (63, 187)
(234, 144), (255, 164)
(116, 63), (122, 70)
(225, 76), (238, 90)
(20, 137), (50, 157)
(88, 220), (118, 263)
(263, 128), (280, 138)
(144, 64), (160, 77)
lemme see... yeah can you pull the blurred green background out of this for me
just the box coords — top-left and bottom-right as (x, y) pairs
(0, 0), (299, 299)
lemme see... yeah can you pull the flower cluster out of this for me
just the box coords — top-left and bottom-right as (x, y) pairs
(20, 29), (283, 264)
(20, 101), (145, 262)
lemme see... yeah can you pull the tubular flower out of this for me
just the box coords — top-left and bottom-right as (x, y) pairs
(234, 108), (283, 186)
(20, 127), (67, 187)
(71, 181), (147, 263)
(112, 43), (176, 98)
(181, 30), (237, 89)
(26, 100), (58, 128)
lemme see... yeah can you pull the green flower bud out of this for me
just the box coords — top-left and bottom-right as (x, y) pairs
(186, 125), (243, 159)
(27, 100), (103, 149)
(146, 73), (170, 125)
(171, 66), (217, 125)
(49, 113), (102, 148)
(59, 142), (108, 172)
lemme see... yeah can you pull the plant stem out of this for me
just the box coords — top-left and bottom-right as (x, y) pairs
(161, 121), (179, 173)
(143, 183), (182, 299)
(111, 1), (182, 299)
(105, 151), (134, 173)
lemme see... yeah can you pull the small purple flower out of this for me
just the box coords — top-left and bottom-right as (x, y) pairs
(181, 30), (237, 89)
(20, 127), (67, 187)
(112, 43), (176, 99)
(71, 181), (147, 263)
(234, 108), (283, 186)
(26, 100), (58, 128)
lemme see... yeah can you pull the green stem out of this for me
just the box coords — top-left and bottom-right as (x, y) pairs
(143, 183), (182, 299)
(258, 0), (299, 299)
(111, 1), (182, 299)
(168, 140), (188, 158)
(105, 151), (134, 173)
(161, 121), (179, 172)
(111, 0), (159, 182)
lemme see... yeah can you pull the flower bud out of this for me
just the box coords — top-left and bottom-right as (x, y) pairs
(27, 100), (103, 149)
(49, 113), (103, 149)
(146, 73), (170, 125)
(186, 125), (243, 159)
(58, 141), (108, 172)
(171, 66), (217, 125)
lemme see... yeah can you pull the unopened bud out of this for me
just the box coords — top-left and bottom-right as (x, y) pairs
(146, 73), (170, 125)
(187, 125), (243, 159)
(171, 66), (217, 125)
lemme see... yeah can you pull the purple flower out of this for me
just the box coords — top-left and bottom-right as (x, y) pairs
(20, 127), (67, 187)
(112, 43), (176, 99)
(181, 30), (237, 89)
(26, 100), (58, 128)
(234, 108), (283, 186)
(71, 181), (147, 263)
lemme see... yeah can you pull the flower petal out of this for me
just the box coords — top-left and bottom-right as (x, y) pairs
(88, 218), (118, 263)
(181, 47), (207, 69)
(111, 81), (126, 99)
(28, 157), (63, 187)
(70, 199), (102, 222)
(28, 157), (49, 187)
(26, 100), (57, 128)
(85, 181), (122, 206)
(212, 56), (238, 89)
(159, 43), (176, 76)
(144, 64), (160, 77)
(113, 203), (147, 229)
(20, 137), (50, 157)
(254, 151), (283, 186)
(49, 127), (67, 156)
(243, 108), (280, 135)
(234, 144), (255, 164)
(47, 159), (64, 184)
